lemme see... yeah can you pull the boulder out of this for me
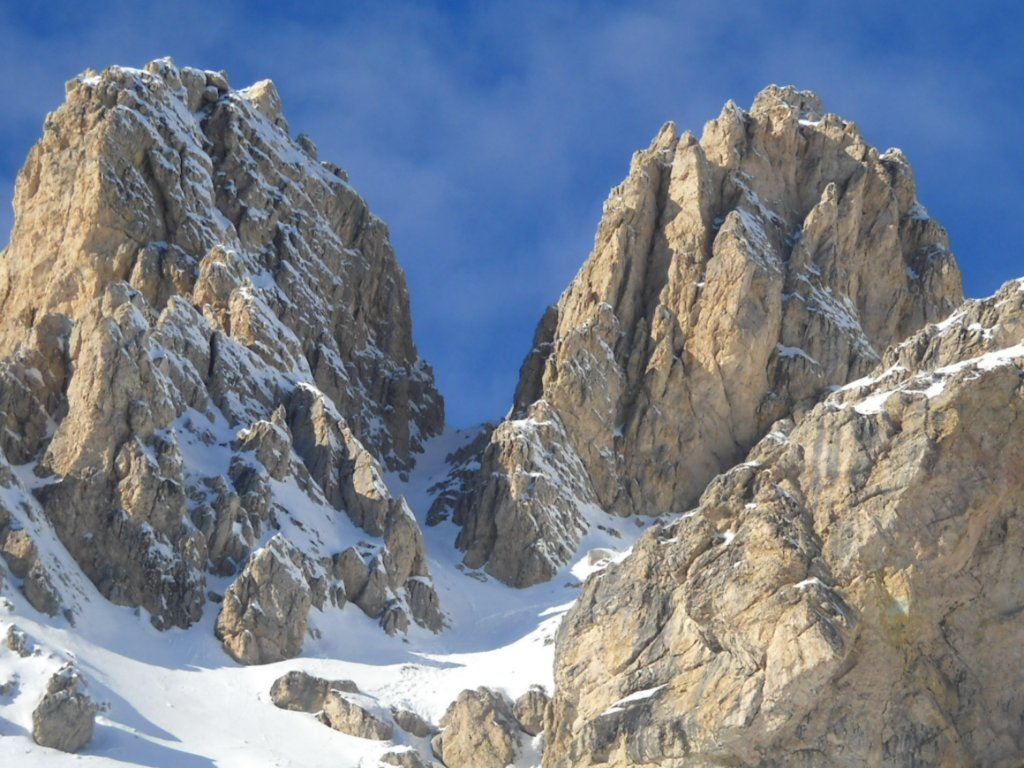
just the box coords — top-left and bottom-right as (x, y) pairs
(269, 670), (358, 713)
(435, 687), (522, 768)
(393, 707), (434, 738)
(321, 690), (394, 740)
(380, 747), (428, 768)
(5, 625), (32, 657)
(31, 666), (97, 753)
(216, 536), (312, 664)
(0, 528), (37, 577)
(24, 561), (61, 616)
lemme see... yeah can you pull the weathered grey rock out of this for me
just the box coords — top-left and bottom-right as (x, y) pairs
(380, 747), (428, 768)
(354, 561), (390, 619)
(543, 279), (1024, 767)
(425, 425), (493, 526)
(5, 625), (32, 657)
(31, 666), (97, 753)
(405, 577), (444, 633)
(321, 689), (394, 740)
(514, 685), (550, 737)
(233, 412), (292, 481)
(333, 547), (370, 601)
(435, 687), (523, 768)
(393, 707), (434, 738)
(216, 536), (312, 664)
(380, 602), (410, 636)
(269, 670), (358, 712)
(0, 528), (37, 578)
(0, 57), (445, 634)
(23, 562), (61, 617)
(453, 85), (963, 586)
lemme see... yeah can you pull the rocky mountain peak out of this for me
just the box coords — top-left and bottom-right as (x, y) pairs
(0, 57), (443, 470)
(749, 83), (824, 121)
(447, 84), (963, 587)
(0, 57), (444, 643)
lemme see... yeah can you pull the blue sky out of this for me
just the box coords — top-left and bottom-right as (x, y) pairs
(1, 1), (1021, 426)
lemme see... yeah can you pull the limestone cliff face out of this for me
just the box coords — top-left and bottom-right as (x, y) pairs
(0, 59), (444, 648)
(452, 85), (963, 587)
(543, 278), (1024, 767)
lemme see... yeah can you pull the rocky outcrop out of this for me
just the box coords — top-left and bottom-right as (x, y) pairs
(0, 465), (64, 618)
(269, 670), (358, 712)
(543, 278), (1024, 767)
(434, 687), (524, 768)
(5, 625), (33, 657)
(380, 748), (429, 768)
(271, 673), (436, 757)
(321, 689), (395, 740)
(514, 685), (550, 737)
(453, 85), (963, 586)
(31, 666), (97, 753)
(216, 536), (312, 664)
(393, 707), (434, 738)
(0, 58), (444, 640)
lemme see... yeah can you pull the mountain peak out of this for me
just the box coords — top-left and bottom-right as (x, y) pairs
(0, 57), (444, 643)
(447, 87), (962, 586)
(750, 83), (825, 121)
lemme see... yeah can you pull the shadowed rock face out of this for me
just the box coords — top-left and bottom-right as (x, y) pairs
(543, 279), (1024, 767)
(452, 85), (963, 587)
(0, 58), (444, 645)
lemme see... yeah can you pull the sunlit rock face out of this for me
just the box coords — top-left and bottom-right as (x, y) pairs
(544, 278), (1024, 766)
(0, 58), (444, 649)
(451, 85), (963, 587)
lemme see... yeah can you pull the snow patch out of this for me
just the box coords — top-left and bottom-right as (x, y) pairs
(600, 685), (667, 716)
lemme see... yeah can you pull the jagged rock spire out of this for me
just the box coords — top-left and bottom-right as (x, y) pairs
(449, 84), (963, 587)
(0, 58), (444, 646)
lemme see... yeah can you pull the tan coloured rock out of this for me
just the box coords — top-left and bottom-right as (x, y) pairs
(514, 685), (550, 737)
(393, 707), (434, 738)
(269, 670), (359, 712)
(216, 535), (312, 664)
(233, 411), (292, 481)
(0, 58), (444, 632)
(287, 385), (444, 632)
(23, 561), (61, 617)
(31, 666), (97, 753)
(543, 279), (1024, 767)
(435, 687), (523, 768)
(0, 527), (37, 578)
(5, 625), (33, 657)
(0, 519), (62, 617)
(321, 690), (394, 740)
(454, 85), (963, 586)
(380, 748), (429, 768)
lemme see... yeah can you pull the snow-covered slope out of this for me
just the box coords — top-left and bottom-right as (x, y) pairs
(0, 428), (649, 766)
